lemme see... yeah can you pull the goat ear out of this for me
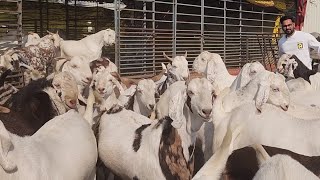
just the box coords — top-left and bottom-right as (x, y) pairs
(206, 60), (216, 84)
(110, 72), (121, 82)
(169, 90), (187, 129)
(239, 63), (251, 88)
(0, 121), (16, 171)
(255, 79), (270, 113)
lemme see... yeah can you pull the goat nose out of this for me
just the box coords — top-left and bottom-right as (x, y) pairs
(282, 64), (286, 69)
(149, 104), (155, 110)
(202, 109), (212, 117)
(66, 99), (77, 109)
(98, 87), (105, 93)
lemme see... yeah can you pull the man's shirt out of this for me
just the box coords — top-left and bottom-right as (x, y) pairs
(278, 31), (320, 70)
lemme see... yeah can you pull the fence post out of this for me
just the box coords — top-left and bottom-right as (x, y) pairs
(223, 0), (226, 62)
(173, 0), (177, 57)
(200, 0), (204, 52)
(114, 0), (120, 73)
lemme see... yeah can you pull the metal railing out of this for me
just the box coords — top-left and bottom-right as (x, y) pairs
(114, 0), (282, 77)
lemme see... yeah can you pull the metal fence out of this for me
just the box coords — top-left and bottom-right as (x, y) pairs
(114, 0), (282, 77)
(0, 0), (282, 77)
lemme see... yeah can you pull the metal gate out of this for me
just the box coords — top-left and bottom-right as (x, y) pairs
(114, 0), (282, 77)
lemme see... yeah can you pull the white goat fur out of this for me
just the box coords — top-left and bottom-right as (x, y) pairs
(192, 124), (242, 180)
(98, 78), (215, 180)
(24, 32), (41, 47)
(93, 70), (156, 117)
(193, 51), (236, 92)
(0, 110), (97, 180)
(230, 61), (265, 91)
(221, 102), (320, 157)
(59, 29), (115, 61)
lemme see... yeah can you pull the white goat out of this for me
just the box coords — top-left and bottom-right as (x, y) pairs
(252, 145), (319, 180)
(93, 70), (156, 117)
(193, 51), (236, 92)
(230, 61), (265, 91)
(58, 29), (115, 61)
(192, 124), (242, 180)
(221, 102), (320, 157)
(98, 78), (215, 180)
(54, 56), (93, 104)
(24, 32), (41, 47)
(0, 110), (97, 180)
(155, 52), (190, 95)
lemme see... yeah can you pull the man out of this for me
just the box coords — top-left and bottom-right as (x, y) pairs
(278, 15), (320, 70)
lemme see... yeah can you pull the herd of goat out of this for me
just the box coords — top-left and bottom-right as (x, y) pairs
(0, 28), (320, 180)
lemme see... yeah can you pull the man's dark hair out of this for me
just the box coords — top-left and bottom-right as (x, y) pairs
(280, 15), (296, 24)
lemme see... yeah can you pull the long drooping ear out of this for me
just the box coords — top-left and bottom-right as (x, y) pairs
(255, 74), (271, 113)
(169, 89), (187, 129)
(163, 52), (173, 62)
(0, 121), (16, 171)
(238, 63), (251, 88)
(110, 76), (124, 94)
(206, 60), (216, 84)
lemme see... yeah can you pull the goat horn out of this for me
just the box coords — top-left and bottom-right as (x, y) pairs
(184, 51), (187, 58)
(163, 52), (173, 62)
(47, 30), (54, 35)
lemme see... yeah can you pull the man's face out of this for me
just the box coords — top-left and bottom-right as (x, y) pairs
(281, 19), (295, 36)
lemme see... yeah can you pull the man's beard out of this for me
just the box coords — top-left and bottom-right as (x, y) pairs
(285, 29), (294, 36)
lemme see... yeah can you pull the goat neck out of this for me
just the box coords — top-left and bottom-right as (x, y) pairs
(221, 79), (259, 113)
(133, 95), (152, 117)
(80, 30), (104, 55)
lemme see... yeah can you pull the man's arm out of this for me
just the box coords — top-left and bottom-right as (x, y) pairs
(308, 33), (320, 55)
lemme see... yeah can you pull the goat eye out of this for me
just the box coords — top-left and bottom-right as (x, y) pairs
(187, 90), (194, 96)
(71, 64), (78, 68)
(273, 88), (279, 92)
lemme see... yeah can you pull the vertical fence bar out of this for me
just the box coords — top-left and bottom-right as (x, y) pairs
(239, 0), (243, 66)
(65, 0), (69, 39)
(46, 0), (49, 30)
(114, 0), (120, 72)
(200, 0), (204, 52)
(74, 0), (77, 39)
(223, 0), (226, 62)
(262, 9), (264, 33)
(152, 0), (156, 74)
(39, 0), (43, 37)
(17, 0), (22, 46)
(143, 1), (147, 74)
(173, 0), (177, 56)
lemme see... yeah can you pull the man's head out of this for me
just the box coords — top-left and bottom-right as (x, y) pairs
(280, 15), (296, 36)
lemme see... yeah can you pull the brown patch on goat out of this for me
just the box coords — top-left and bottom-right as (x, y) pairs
(90, 57), (110, 72)
(132, 124), (151, 152)
(186, 95), (193, 113)
(124, 94), (134, 111)
(113, 86), (121, 99)
(224, 146), (320, 179)
(188, 71), (205, 80)
(150, 69), (166, 82)
(159, 117), (194, 180)
(119, 77), (140, 89)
